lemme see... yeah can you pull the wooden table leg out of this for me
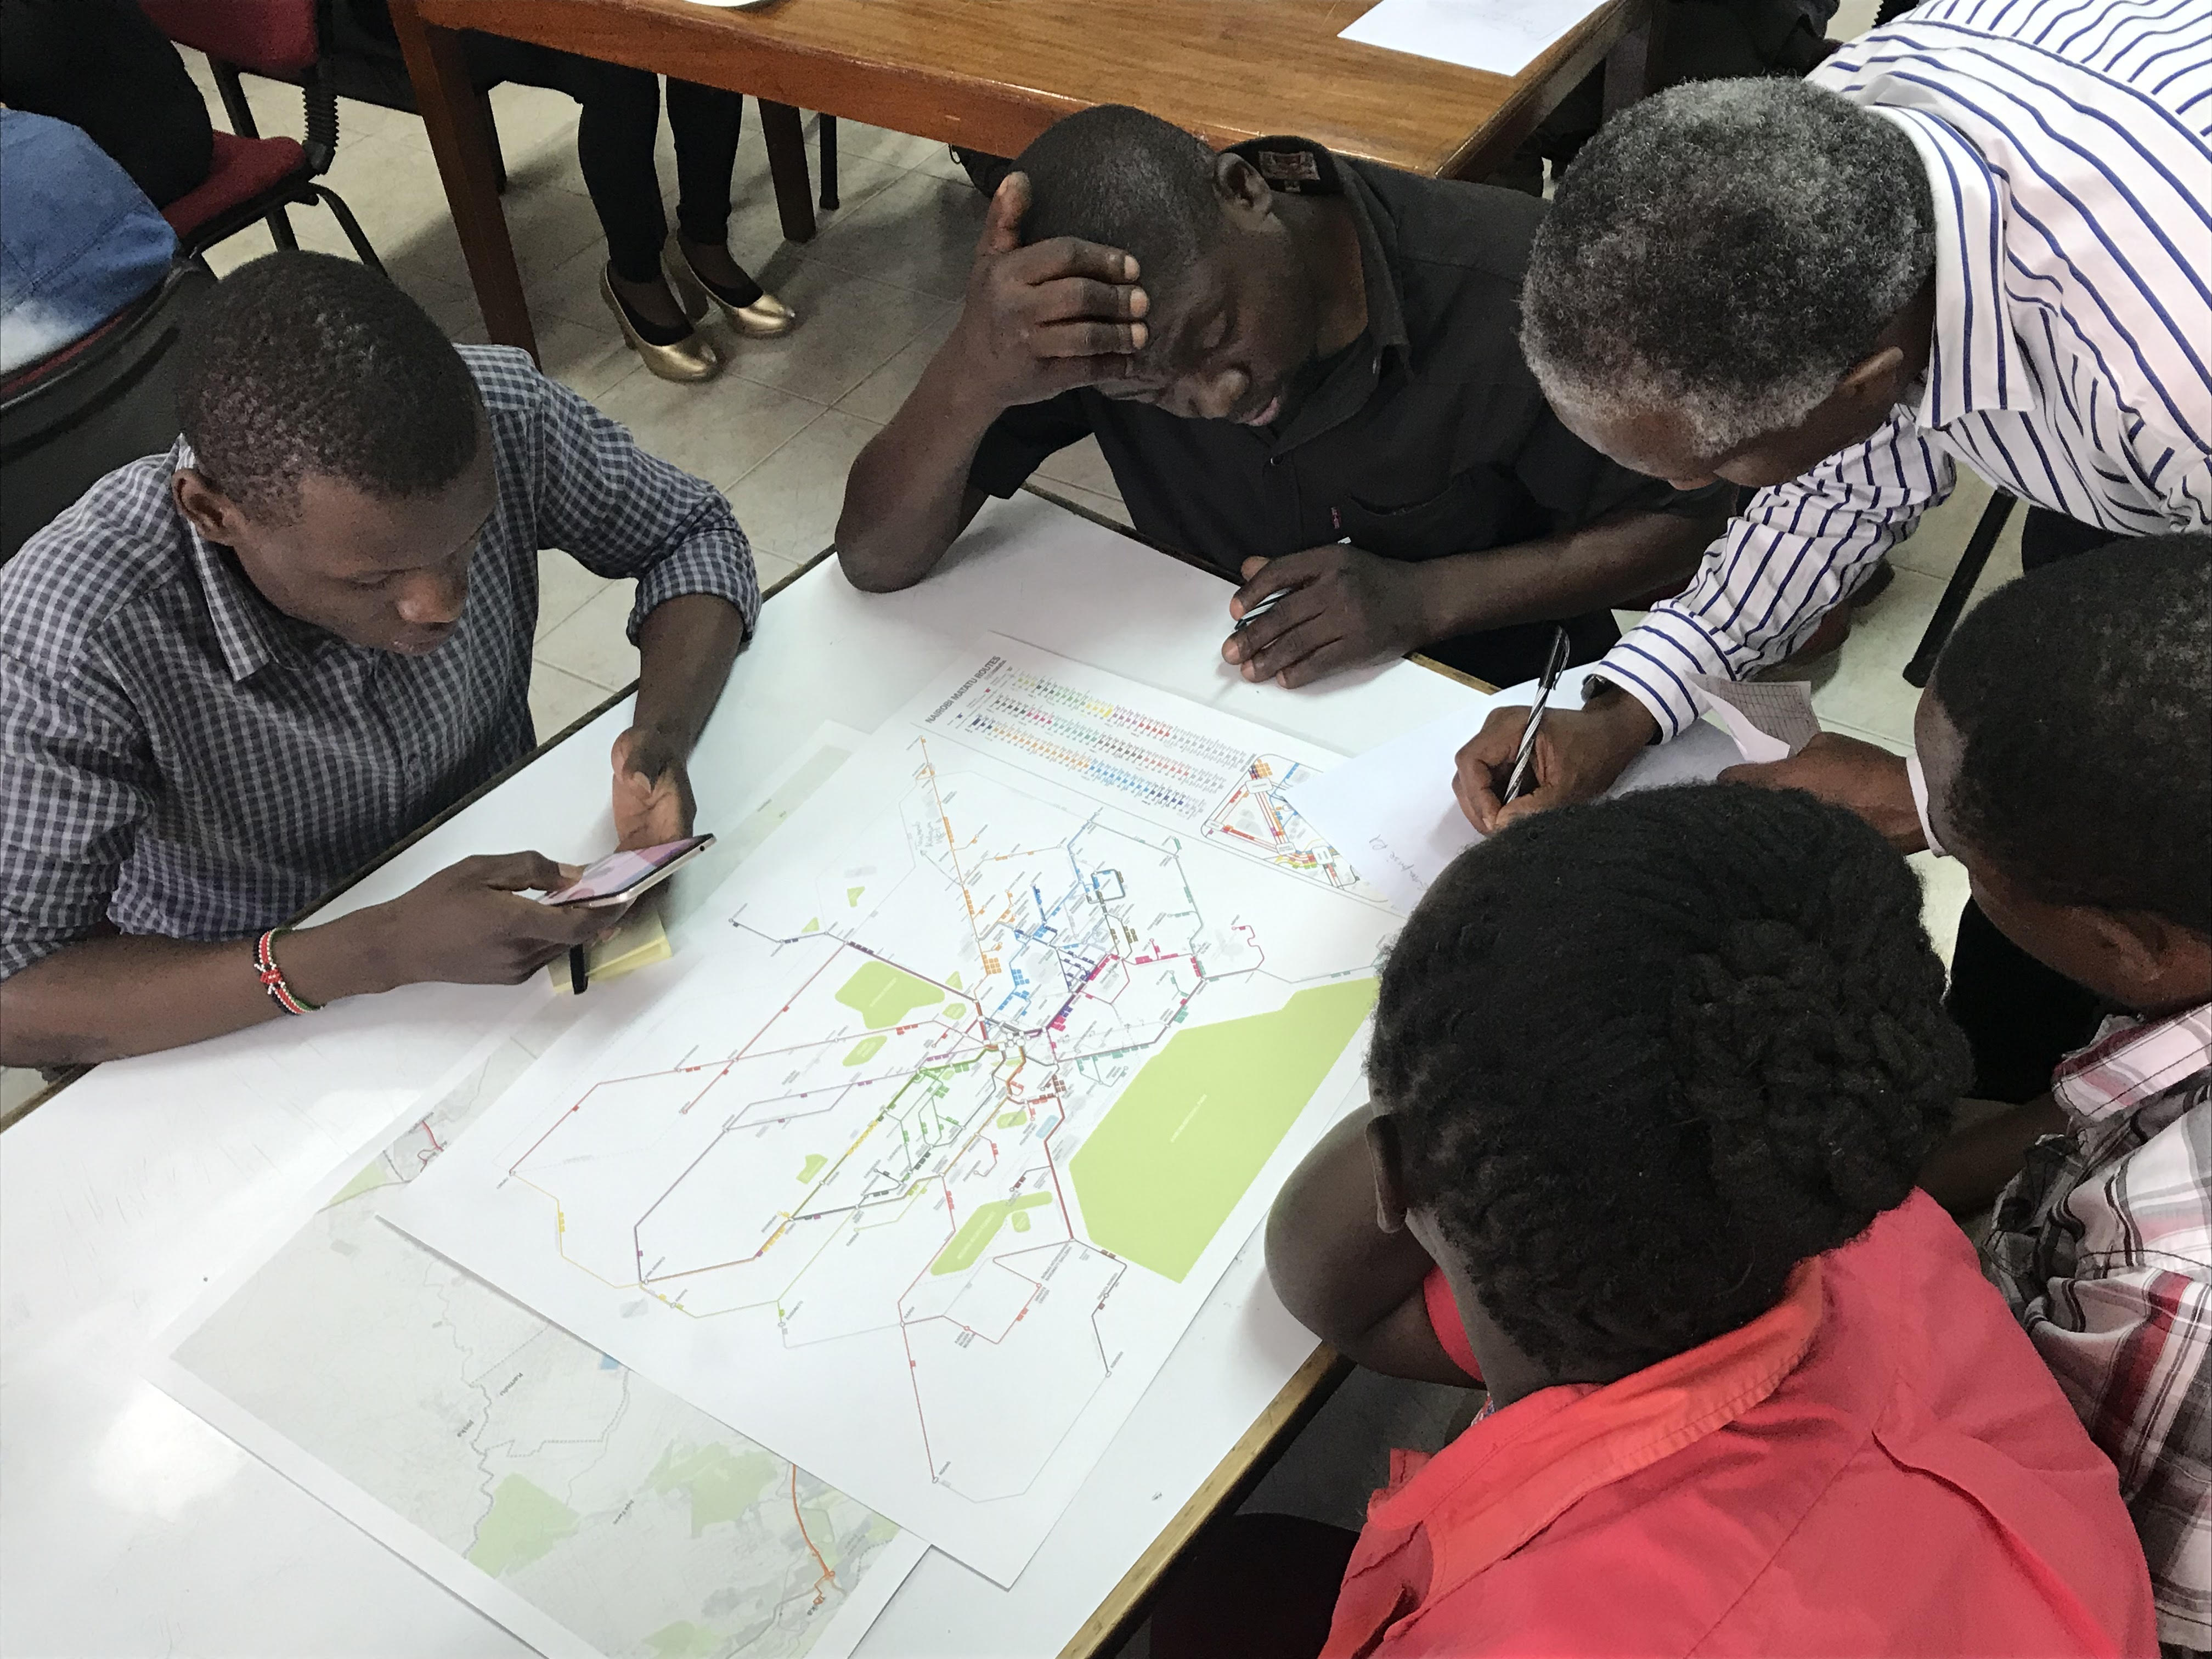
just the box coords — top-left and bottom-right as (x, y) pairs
(1602, 0), (1669, 119)
(759, 101), (821, 244)
(390, 0), (538, 357)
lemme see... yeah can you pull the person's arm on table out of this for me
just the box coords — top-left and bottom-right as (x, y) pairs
(1223, 500), (1726, 687)
(1266, 1110), (1477, 1386)
(0, 855), (626, 1066)
(835, 172), (1146, 593)
(517, 354), (760, 850)
(1454, 411), (1955, 831)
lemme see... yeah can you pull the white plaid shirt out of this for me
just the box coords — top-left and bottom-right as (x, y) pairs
(1985, 1003), (2212, 1652)
(0, 345), (757, 978)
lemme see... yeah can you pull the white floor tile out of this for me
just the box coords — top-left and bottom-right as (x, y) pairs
(802, 170), (988, 302)
(529, 660), (617, 744)
(753, 548), (803, 596)
(1809, 567), (1946, 748)
(589, 361), (827, 494)
(834, 306), (962, 422)
(715, 265), (953, 406)
(537, 548), (613, 640)
(1910, 849), (1973, 966)
(534, 582), (641, 691)
(722, 409), (886, 563)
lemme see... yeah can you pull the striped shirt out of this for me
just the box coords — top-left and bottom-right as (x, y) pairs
(1601, 0), (2212, 737)
(1984, 1003), (2212, 1651)
(0, 345), (757, 978)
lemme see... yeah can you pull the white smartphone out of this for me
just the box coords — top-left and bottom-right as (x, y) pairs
(538, 834), (715, 908)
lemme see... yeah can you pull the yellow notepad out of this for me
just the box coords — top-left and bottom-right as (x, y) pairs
(551, 906), (672, 994)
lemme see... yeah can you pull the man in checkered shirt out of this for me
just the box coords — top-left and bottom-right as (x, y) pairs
(0, 252), (757, 1066)
(1914, 537), (2210, 1654)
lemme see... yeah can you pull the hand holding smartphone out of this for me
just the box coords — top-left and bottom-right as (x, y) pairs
(539, 834), (715, 909)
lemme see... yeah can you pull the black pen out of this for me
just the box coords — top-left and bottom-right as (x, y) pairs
(1501, 625), (1573, 805)
(569, 943), (590, 995)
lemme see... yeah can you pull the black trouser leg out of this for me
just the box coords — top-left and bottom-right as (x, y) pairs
(464, 37), (668, 282)
(1946, 898), (2106, 1101)
(667, 81), (744, 247)
(1939, 504), (2116, 1101)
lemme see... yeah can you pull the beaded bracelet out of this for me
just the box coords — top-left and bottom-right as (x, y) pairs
(254, 928), (323, 1015)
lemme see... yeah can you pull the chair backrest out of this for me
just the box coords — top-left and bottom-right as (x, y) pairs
(139, 0), (320, 78)
(0, 262), (217, 563)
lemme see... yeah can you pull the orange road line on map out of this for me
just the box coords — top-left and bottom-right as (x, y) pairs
(791, 1464), (834, 1604)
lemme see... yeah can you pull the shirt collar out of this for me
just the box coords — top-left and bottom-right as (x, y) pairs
(1324, 1257), (1824, 1654)
(170, 437), (303, 682)
(2053, 1002), (2212, 1128)
(1870, 106), (2039, 430)
(1222, 136), (1410, 445)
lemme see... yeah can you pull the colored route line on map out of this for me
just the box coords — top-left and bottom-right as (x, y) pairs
(791, 1464), (834, 1607)
(501, 731), (1254, 1502)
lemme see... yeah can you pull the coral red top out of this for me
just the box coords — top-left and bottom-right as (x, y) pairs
(1323, 1192), (2157, 1657)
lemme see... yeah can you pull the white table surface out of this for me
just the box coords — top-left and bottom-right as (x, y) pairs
(0, 493), (1486, 1658)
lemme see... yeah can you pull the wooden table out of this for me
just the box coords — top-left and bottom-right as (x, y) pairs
(390, 0), (1660, 357)
(0, 492), (1499, 1659)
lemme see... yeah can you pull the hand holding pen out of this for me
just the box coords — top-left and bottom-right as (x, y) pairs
(1499, 625), (1572, 805)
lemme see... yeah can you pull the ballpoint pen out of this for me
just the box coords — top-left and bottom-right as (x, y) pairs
(1500, 624), (1572, 805)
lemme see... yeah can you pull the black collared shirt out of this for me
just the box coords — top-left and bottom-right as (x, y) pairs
(969, 137), (1727, 625)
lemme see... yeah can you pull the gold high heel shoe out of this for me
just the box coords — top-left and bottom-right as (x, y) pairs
(599, 267), (722, 382)
(662, 235), (799, 338)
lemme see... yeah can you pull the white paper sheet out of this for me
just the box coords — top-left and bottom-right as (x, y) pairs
(1688, 674), (1821, 764)
(1339, 0), (1605, 76)
(390, 637), (1398, 1586)
(155, 729), (923, 1659)
(1286, 668), (1743, 915)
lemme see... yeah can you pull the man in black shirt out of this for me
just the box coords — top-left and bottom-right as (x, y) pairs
(836, 105), (1730, 689)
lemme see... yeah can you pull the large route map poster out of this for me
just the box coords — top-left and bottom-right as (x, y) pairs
(392, 638), (1396, 1584)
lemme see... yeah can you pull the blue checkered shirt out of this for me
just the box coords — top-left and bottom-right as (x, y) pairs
(0, 345), (757, 979)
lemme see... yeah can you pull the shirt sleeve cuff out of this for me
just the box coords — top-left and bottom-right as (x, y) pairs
(1592, 613), (1733, 740)
(1424, 1265), (1483, 1383)
(627, 527), (761, 644)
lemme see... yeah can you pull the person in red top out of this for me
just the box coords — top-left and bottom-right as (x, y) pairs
(1163, 784), (2156, 1659)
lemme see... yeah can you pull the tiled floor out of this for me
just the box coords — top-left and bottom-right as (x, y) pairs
(4, 20), (1995, 1125)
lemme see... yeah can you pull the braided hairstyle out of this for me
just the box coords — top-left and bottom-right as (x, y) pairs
(1368, 785), (1966, 1378)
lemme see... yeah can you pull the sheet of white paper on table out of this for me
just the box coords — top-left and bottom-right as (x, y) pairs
(1686, 674), (1821, 765)
(1285, 667), (1745, 915)
(1338, 0), (1605, 76)
(154, 726), (923, 1659)
(390, 637), (1397, 1587)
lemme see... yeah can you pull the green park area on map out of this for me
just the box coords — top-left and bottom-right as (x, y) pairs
(1070, 978), (1379, 1282)
(834, 960), (945, 1030)
(930, 1192), (1056, 1276)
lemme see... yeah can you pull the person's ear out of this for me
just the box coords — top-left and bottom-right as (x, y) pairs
(1364, 1113), (1411, 1235)
(1214, 154), (1275, 225)
(172, 468), (249, 546)
(2082, 907), (2212, 1009)
(1835, 343), (1911, 412)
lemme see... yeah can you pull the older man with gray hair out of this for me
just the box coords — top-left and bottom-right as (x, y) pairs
(1451, 0), (2211, 1099)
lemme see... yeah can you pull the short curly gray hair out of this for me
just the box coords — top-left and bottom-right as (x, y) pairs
(1522, 78), (1936, 457)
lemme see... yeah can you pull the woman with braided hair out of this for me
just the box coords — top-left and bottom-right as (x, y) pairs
(1148, 785), (2154, 1659)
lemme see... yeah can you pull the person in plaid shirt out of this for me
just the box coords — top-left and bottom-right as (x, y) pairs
(1911, 535), (2210, 1654)
(0, 252), (758, 1066)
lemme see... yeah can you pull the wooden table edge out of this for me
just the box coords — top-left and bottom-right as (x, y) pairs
(1059, 1341), (1355, 1659)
